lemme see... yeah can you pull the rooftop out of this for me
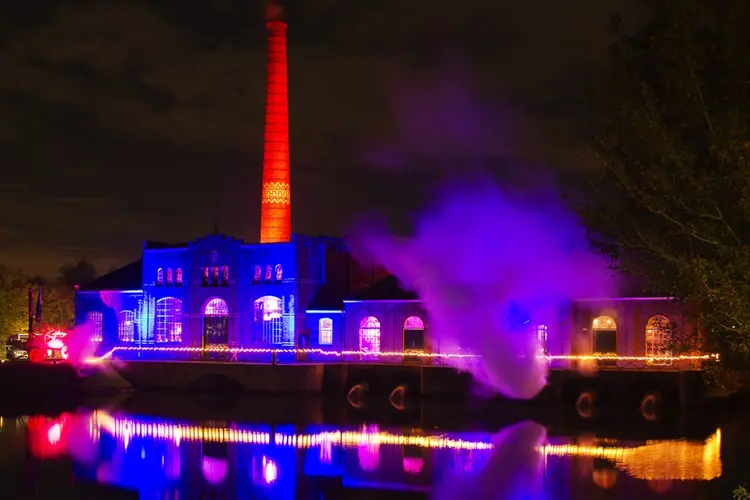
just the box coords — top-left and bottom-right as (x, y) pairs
(346, 275), (418, 301)
(78, 260), (143, 292)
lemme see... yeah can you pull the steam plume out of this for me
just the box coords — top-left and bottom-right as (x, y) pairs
(350, 60), (616, 399)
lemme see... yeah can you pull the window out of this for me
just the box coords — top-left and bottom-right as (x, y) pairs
(646, 315), (672, 365)
(275, 264), (283, 282)
(592, 315), (617, 367)
(202, 267), (209, 286)
(157, 268), (164, 286)
(204, 298), (229, 346)
(88, 311), (103, 342)
(176, 268), (183, 285)
(205, 297), (229, 316)
(156, 297), (182, 343)
(535, 325), (548, 355)
(319, 318), (333, 345)
(359, 316), (381, 355)
(118, 310), (136, 342)
(264, 265), (272, 282)
(212, 266), (219, 285)
(222, 266), (229, 284)
(253, 265), (261, 283)
(166, 268), (173, 284)
(254, 296), (283, 344)
(403, 316), (424, 352)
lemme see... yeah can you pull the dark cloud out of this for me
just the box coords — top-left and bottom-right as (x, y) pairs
(0, 0), (646, 276)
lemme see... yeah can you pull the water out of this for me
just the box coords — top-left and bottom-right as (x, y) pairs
(0, 395), (745, 499)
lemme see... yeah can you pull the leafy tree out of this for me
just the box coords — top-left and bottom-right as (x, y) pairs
(572, 0), (750, 383)
(0, 264), (80, 357)
(41, 285), (75, 329)
(58, 259), (98, 289)
(0, 266), (28, 347)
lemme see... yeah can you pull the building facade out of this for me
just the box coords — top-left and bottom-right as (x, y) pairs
(77, 242), (696, 369)
(75, 233), (387, 362)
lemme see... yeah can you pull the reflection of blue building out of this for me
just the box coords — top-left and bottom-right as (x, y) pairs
(75, 234), (386, 360)
(76, 420), (299, 499)
(74, 413), (497, 499)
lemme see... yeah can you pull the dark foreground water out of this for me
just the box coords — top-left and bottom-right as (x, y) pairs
(0, 395), (747, 499)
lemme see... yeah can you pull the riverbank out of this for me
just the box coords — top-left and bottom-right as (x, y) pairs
(0, 359), (743, 411)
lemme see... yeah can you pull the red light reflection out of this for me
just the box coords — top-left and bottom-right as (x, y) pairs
(27, 413), (72, 459)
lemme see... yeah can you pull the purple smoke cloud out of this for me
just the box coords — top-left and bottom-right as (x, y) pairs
(348, 57), (617, 400)
(434, 421), (547, 500)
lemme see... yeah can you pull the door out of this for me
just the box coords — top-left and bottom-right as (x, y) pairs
(203, 316), (229, 361)
(593, 329), (617, 367)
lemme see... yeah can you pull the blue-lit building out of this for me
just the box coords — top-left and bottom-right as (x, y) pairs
(75, 231), (691, 368)
(75, 233), (389, 360)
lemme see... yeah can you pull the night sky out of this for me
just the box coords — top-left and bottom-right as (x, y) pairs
(0, 0), (644, 277)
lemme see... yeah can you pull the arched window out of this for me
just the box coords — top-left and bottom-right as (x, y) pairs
(646, 315), (672, 365)
(403, 316), (424, 353)
(166, 268), (173, 284)
(319, 318), (333, 345)
(592, 315), (617, 366)
(264, 265), (272, 281)
(535, 325), (548, 355)
(359, 316), (381, 355)
(156, 297), (182, 343)
(118, 310), (136, 342)
(222, 266), (229, 284)
(175, 268), (183, 285)
(88, 311), (103, 342)
(274, 264), (283, 281)
(203, 298), (229, 346)
(157, 268), (164, 285)
(254, 296), (283, 344)
(253, 265), (261, 283)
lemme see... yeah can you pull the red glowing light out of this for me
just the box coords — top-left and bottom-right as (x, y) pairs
(27, 413), (71, 459)
(27, 325), (71, 363)
(260, 17), (291, 244)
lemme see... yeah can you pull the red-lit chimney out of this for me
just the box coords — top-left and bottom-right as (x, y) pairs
(260, 2), (291, 243)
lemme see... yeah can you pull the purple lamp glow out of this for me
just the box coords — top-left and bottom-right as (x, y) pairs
(202, 456), (227, 485)
(403, 456), (424, 475)
(358, 424), (381, 472)
(349, 182), (617, 400)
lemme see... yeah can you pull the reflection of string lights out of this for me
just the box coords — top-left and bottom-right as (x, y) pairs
(90, 411), (722, 482)
(89, 411), (723, 483)
(83, 346), (719, 365)
(91, 411), (493, 450)
(542, 429), (722, 481)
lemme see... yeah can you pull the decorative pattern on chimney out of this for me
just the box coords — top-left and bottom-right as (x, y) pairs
(260, 16), (291, 243)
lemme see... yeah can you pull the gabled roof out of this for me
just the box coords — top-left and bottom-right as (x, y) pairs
(78, 260), (142, 292)
(346, 275), (419, 301)
(306, 283), (345, 311)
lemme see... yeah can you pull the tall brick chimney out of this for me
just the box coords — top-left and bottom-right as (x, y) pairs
(259, 2), (291, 243)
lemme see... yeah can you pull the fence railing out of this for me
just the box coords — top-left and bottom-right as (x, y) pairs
(93, 344), (716, 371)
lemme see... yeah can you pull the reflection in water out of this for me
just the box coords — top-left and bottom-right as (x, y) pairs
(15, 409), (725, 499)
(543, 430), (722, 481)
(434, 421), (547, 500)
